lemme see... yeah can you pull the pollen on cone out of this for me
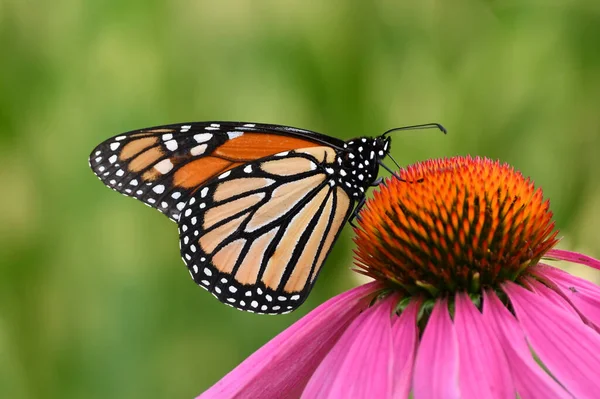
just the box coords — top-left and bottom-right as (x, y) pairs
(353, 156), (559, 296)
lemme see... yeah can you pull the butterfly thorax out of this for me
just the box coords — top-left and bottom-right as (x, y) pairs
(336, 136), (391, 199)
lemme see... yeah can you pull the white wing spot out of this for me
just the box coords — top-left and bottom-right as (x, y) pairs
(204, 267), (212, 276)
(116, 169), (124, 177)
(147, 198), (156, 204)
(189, 198), (196, 205)
(161, 201), (168, 208)
(109, 155), (117, 164)
(190, 144), (207, 156)
(136, 190), (143, 195)
(115, 136), (126, 141)
(98, 166), (105, 172)
(194, 133), (212, 143)
(181, 125), (191, 132)
(165, 139), (178, 151)
(227, 131), (244, 139)
(227, 298), (236, 303)
(278, 296), (287, 301)
(191, 217), (197, 225)
(162, 133), (173, 141)
(95, 157), (102, 163)
(243, 123), (255, 127)
(154, 158), (173, 174)
(152, 185), (165, 194)
(291, 294), (300, 301)
(200, 187), (209, 198)
(199, 203), (206, 209)
(221, 278), (227, 283)
(184, 209), (192, 217)
(218, 171), (231, 179)
(110, 142), (120, 151)
(171, 192), (181, 199)
(201, 280), (209, 285)
(215, 287), (222, 294)
(261, 305), (268, 311)
(192, 265), (198, 273)
(229, 286), (237, 293)
(183, 236), (189, 245)
(245, 291), (252, 297)
(205, 126), (219, 131)
(250, 301), (258, 308)
(176, 202), (185, 211)
(244, 165), (253, 173)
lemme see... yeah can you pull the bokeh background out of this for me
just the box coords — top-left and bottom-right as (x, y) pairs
(1, 0), (600, 398)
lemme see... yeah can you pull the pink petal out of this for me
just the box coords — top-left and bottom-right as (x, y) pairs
(390, 299), (420, 399)
(504, 281), (600, 398)
(454, 292), (514, 399)
(482, 290), (571, 399)
(199, 282), (380, 399)
(546, 249), (600, 271)
(413, 298), (460, 399)
(302, 296), (396, 399)
(523, 274), (580, 318)
(533, 264), (600, 329)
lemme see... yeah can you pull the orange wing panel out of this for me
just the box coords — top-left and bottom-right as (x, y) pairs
(213, 133), (320, 161)
(174, 157), (240, 189)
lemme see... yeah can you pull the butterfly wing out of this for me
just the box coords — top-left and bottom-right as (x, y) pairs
(178, 146), (354, 314)
(89, 122), (342, 221)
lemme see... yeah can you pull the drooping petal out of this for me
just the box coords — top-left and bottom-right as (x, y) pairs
(482, 290), (571, 399)
(199, 282), (381, 399)
(533, 263), (600, 329)
(546, 249), (600, 271)
(302, 296), (396, 399)
(504, 281), (600, 398)
(390, 299), (420, 399)
(413, 298), (460, 399)
(454, 292), (514, 399)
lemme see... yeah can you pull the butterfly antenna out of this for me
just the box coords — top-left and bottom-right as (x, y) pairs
(382, 123), (447, 136)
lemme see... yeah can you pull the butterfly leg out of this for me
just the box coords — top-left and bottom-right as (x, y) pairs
(371, 177), (384, 187)
(349, 195), (368, 228)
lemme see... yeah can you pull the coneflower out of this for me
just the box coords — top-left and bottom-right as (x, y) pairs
(200, 156), (600, 398)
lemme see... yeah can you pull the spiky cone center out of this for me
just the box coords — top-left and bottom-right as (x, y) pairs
(354, 156), (559, 298)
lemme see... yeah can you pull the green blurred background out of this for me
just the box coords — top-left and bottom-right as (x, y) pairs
(1, 0), (599, 397)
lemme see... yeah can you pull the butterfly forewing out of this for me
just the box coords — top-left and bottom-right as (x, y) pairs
(178, 147), (353, 314)
(88, 122), (326, 222)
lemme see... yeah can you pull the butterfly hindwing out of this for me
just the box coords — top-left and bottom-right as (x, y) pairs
(178, 147), (353, 314)
(88, 122), (337, 222)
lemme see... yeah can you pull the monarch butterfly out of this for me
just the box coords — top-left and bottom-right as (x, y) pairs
(89, 121), (445, 314)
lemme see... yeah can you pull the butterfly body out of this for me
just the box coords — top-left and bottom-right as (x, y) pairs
(90, 122), (391, 314)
